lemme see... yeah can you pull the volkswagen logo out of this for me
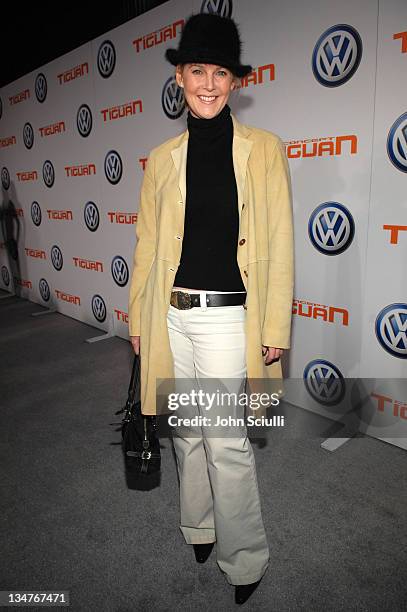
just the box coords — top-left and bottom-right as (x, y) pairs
(1, 266), (10, 287)
(162, 76), (185, 120)
(97, 40), (116, 78)
(92, 294), (107, 322)
(39, 278), (50, 302)
(84, 201), (100, 232)
(77, 104), (93, 137)
(111, 255), (129, 287)
(312, 24), (362, 87)
(23, 122), (34, 149)
(387, 112), (407, 173)
(31, 201), (42, 227)
(1, 167), (10, 190)
(35, 72), (47, 103)
(50, 245), (63, 271)
(304, 359), (345, 405)
(308, 202), (354, 255)
(42, 160), (55, 188)
(375, 303), (407, 359)
(104, 150), (123, 185)
(200, 0), (233, 16)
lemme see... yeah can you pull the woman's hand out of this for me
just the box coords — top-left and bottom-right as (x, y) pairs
(130, 336), (140, 355)
(262, 345), (283, 365)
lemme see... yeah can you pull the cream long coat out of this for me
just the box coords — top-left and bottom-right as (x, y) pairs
(128, 113), (294, 416)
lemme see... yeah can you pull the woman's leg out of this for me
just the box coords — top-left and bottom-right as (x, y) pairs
(184, 303), (270, 585)
(167, 304), (216, 544)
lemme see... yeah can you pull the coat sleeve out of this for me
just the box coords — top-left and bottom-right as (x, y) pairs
(128, 151), (157, 336)
(262, 137), (295, 349)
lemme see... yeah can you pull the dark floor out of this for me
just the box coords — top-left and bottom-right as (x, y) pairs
(1, 290), (406, 612)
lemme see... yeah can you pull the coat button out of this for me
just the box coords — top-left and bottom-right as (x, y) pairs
(239, 238), (246, 246)
(244, 270), (248, 277)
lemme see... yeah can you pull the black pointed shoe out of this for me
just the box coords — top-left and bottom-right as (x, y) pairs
(235, 578), (262, 605)
(193, 542), (215, 563)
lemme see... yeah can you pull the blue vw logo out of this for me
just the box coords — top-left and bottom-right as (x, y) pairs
(312, 24), (362, 87)
(162, 76), (185, 120)
(387, 112), (407, 173)
(1, 167), (10, 190)
(23, 122), (34, 149)
(200, 0), (233, 16)
(375, 304), (407, 359)
(84, 201), (100, 232)
(35, 73), (47, 102)
(92, 294), (107, 322)
(31, 201), (42, 226)
(77, 104), (93, 137)
(111, 256), (129, 287)
(97, 40), (116, 78)
(51, 245), (63, 271)
(104, 150), (123, 185)
(304, 359), (345, 406)
(1, 266), (10, 287)
(308, 202), (354, 255)
(39, 278), (50, 302)
(42, 160), (55, 188)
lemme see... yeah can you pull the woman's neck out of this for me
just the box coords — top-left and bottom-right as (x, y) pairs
(187, 104), (232, 139)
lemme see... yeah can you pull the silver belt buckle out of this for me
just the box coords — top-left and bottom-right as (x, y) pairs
(171, 290), (192, 309)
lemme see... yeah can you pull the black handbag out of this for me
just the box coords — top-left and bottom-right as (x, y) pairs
(118, 353), (161, 476)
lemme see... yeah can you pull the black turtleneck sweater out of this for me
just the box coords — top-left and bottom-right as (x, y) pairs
(173, 103), (246, 292)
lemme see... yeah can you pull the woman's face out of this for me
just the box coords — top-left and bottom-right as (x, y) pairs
(175, 63), (237, 119)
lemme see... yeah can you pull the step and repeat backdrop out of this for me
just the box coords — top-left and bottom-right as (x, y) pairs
(0, 0), (406, 448)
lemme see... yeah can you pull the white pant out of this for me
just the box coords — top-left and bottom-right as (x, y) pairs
(166, 291), (270, 586)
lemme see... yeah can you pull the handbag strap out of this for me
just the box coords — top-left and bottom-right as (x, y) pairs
(128, 354), (141, 404)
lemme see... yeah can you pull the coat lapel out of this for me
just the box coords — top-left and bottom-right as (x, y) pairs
(231, 114), (253, 217)
(170, 129), (189, 205)
(170, 112), (253, 218)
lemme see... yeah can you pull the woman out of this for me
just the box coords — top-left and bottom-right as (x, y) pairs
(128, 12), (294, 605)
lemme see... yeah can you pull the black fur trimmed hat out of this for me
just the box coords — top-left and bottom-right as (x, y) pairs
(165, 12), (252, 78)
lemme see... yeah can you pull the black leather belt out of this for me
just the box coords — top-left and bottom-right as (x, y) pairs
(170, 290), (246, 310)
